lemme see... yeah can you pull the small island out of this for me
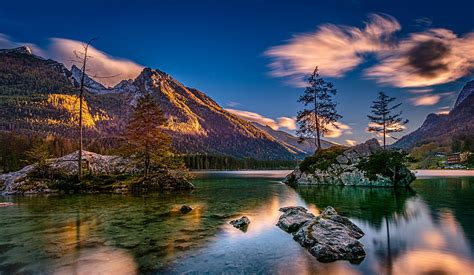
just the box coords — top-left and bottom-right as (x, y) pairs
(284, 139), (416, 187)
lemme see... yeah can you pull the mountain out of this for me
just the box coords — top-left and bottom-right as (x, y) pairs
(0, 46), (310, 160)
(394, 80), (474, 150)
(251, 122), (335, 155)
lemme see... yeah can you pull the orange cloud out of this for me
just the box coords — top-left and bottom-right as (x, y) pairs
(265, 15), (474, 88)
(345, 139), (357, 146)
(325, 122), (352, 138)
(410, 94), (441, 106)
(277, 117), (297, 130)
(0, 33), (143, 87)
(265, 14), (400, 86)
(366, 29), (474, 87)
(48, 38), (143, 87)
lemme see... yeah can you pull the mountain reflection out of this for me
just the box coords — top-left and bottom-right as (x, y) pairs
(0, 175), (472, 274)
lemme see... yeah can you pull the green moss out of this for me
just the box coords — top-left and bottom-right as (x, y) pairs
(299, 146), (348, 173)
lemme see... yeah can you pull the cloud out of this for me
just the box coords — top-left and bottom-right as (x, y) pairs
(225, 109), (298, 131)
(0, 33), (45, 56)
(265, 15), (474, 88)
(47, 38), (143, 87)
(226, 101), (240, 107)
(0, 33), (143, 87)
(265, 13), (400, 86)
(407, 88), (433, 94)
(226, 108), (279, 130)
(366, 122), (407, 137)
(410, 94), (441, 106)
(366, 29), (474, 87)
(277, 117), (297, 130)
(436, 106), (451, 115)
(345, 139), (357, 146)
(325, 122), (352, 138)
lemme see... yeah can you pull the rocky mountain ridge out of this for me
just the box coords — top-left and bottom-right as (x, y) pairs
(394, 80), (474, 150)
(0, 46), (311, 160)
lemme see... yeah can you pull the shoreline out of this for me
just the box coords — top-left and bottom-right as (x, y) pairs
(412, 169), (474, 178)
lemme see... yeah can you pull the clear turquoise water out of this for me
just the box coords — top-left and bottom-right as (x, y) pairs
(0, 171), (473, 274)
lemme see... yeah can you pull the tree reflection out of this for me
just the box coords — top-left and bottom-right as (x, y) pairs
(295, 185), (416, 228)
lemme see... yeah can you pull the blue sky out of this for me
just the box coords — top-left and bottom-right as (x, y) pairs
(1, 0), (473, 145)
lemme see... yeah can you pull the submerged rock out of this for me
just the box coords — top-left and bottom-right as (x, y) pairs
(277, 206), (366, 263)
(180, 205), (193, 214)
(230, 216), (251, 231)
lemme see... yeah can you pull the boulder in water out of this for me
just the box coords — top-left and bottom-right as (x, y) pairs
(277, 206), (366, 263)
(230, 216), (251, 231)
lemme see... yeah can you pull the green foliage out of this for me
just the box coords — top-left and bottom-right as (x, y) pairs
(451, 133), (474, 152)
(408, 142), (449, 169)
(296, 67), (342, 149)
(367, 92), (408, 148)
(357, 150), (413, 182)
(183, 154), (297, 170)
(122, 93), (174, 178)
(464, 154), (474, 168)
(0, 132), (75, 172)
(299, 146), (347, 173)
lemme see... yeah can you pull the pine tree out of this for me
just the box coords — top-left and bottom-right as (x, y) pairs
(124, 93), (172, 179)
(296, 67), (342, 151)
(367, 92), (408, 149)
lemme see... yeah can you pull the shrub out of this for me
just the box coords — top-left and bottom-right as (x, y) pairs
(299, 146), (348, 173)
(356, 150), (413, 182)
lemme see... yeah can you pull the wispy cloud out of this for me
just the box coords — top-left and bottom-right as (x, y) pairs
(0, 33), (143, 87)
(345, 139), (358, 146)
(409, 91), (454, 106)
(277, 117), (297, 130)
(365, 29), (474, 87)
(225, 109), (302, 132)
(226, 108), (295, 131)
(325, 122), (353, 138)
(436, 106), (451, 115)
(265, 13), (400, 86)
(226, 101), (240, 107)
(265, 14), (474, 88)
(407, 88), (433, 94)
(410, 94), (441, 106)
(48, 38), (143, 87)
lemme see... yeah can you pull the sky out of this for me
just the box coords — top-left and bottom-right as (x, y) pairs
(1, 0), (473, 145)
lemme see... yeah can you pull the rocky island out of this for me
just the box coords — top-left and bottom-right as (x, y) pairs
(0, 151), (194, 195)
(284, 139), (415, 187)
(277, 206), (366, 263)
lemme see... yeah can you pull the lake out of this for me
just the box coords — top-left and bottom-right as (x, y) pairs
(0, 171), (473, 274)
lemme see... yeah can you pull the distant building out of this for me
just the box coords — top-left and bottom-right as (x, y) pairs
(447, 153), (461, 165)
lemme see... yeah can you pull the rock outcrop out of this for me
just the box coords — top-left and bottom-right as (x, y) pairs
(284, 139), (415, 187)
(180, 205), (193, 214)
(277, 206), (366, 263)
(0, 150), (194, 194)
(230, 216), (251, 231)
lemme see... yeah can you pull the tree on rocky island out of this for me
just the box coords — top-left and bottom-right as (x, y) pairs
(123, 93), (173, 179)
(296, 67), (342, 152)
(367, 92), (408, 149)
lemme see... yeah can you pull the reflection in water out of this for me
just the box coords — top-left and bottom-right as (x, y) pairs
(0, 172), (473, 274)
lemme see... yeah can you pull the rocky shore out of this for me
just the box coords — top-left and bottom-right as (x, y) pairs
(0, 151), (194, 195)
(277, 206), (366, 263)
(284, 139), (415, 187)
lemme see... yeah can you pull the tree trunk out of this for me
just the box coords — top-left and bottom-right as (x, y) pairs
(383, 113), (386, 150)
(314, 89), (321, 152)
(77, 55), (87, 181)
